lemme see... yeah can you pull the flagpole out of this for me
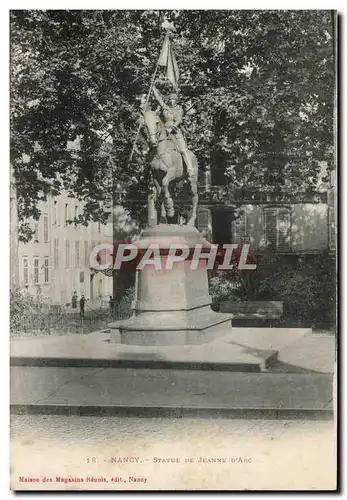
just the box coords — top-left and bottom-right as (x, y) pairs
(128, 46), (164, 163)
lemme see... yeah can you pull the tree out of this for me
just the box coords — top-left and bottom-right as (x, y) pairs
(10, 10), (335, 241)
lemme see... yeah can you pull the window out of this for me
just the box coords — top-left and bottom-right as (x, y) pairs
(330, 170), (336, 188)
(80, 271), (84, 283)
(98, 221), (101, 233)
(91, 241), (97, 266)
(74, 206), (78, 220)
(75, 240), (80, 267)
(44, 214), (49, 242)
(44, 256), (49, 283)
(23, 258), (28, 285)
(198, 208), (211, 232)
(54, 238), (59, 267)
(329, 206), (336, 251)
(65, 239), (70, 268)
(199, 165), (211, 189)
(231, 211), (250, 244)
(56, 201), (60, 225)
(328, 187), (336, 252)
(34, 257), (39, 284)
(53, 201), (57, 225)
(65, 203), (69, 224)
(84, 241), (89, 266)
(34, 222), (39, 242)
(264, 207), (292, 252)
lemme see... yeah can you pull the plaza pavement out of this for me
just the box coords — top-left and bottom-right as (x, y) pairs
(10, 327), (335, 418)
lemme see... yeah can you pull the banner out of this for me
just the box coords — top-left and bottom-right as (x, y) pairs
(158, 34), (179, 88)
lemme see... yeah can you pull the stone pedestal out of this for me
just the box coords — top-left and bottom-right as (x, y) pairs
(109, 224), (233, 346)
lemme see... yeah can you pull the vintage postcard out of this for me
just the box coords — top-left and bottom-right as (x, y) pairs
(10, 9), (337, 491)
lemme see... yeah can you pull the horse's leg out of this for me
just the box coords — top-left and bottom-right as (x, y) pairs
(162, 170), (175, 221)
(148, 181), (158, 226)
(187, 179), (198, 226)
(187, 154), (199, 226)
(153, 178), (164, 224)
(152, 179), (161, 225)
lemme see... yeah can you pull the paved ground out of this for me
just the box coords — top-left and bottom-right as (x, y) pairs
(10, 333), (275, 372)
(10, 366), (333, 417)
(277, 334), (336, 374)
(10, 327), (335, 373)
(10, 415), (336, 490)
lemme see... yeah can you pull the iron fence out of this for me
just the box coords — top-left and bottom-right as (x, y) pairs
(10, 300), (133, 338)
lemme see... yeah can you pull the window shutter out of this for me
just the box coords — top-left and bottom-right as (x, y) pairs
(54, 238), (59, 268)
(197, 207), (212, 239)
(264, 208), (277, 249)
(34, 222), (39, 242)
(277, 210), (291, 252)
(329, 206), (336, 251)
(197, 208), (209, 229)
(232, 212), (249, 243)
(44, 215), (49, 242)
(66, 240), (70, 268)
(23, 258), (28, 285)
(328, 187), (336, 251)
(84, 241), (89, 266)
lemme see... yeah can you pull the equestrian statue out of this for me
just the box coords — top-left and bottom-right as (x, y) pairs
(141, 85), (198, 226)
(131, 26), (199, 227)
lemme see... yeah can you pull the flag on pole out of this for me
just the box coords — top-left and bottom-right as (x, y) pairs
(158, 34), (179, 88)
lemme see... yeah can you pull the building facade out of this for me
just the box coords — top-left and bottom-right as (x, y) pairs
(17, 192), (113, 306)
(196, 168), (336, 255)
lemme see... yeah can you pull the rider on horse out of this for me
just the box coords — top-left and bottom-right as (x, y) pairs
(152, 85), (195, 180)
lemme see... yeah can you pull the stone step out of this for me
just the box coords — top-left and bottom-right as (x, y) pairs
(10, 404), (333, 420)
(11, 328), (280, 372)
(10, 344), (276, 372)
(10, 367), (333, 419)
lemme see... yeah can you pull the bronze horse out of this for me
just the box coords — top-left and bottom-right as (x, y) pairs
(142, 109), (198, 226)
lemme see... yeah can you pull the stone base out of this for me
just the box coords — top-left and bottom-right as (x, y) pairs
(115, 224), (233, 346)
(117, 306), (233, 346)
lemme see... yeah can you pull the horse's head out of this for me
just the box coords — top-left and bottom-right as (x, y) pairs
(142, 109), (160, 147)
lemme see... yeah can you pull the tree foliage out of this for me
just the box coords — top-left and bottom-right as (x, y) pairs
(10, 10), (335, 240)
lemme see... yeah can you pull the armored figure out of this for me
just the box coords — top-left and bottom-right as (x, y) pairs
(152, 85), (194, 180)
(139, 86), (199, 225)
